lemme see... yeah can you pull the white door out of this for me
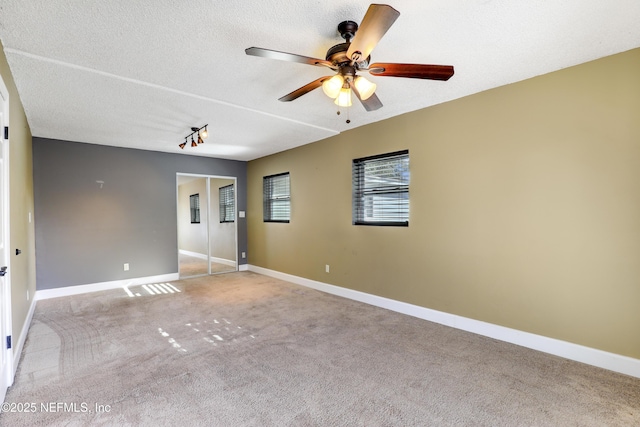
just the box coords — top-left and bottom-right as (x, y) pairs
(0, 75), (11, 402)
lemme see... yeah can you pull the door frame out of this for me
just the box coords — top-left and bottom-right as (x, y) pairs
(176, 173), (238, 277)
(0, 71), (13, 400)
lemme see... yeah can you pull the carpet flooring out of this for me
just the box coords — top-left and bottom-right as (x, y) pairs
(2, 272), (639, 426)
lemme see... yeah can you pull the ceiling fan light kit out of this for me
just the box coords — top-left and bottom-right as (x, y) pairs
(179, 124), (208, 149)
(245, 4), (454, 114)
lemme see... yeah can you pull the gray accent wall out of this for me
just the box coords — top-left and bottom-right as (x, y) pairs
(32, 137), (247, 290)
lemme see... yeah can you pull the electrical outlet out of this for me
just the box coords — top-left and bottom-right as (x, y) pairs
(325, 264), (330, 273)
(241, 252), (246, 259)
(124, 263), (129, 271)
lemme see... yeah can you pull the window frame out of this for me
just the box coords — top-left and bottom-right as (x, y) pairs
(263, 172), (291, 223)
(352, 150), (409, 227)
(219, 184), (235, 223)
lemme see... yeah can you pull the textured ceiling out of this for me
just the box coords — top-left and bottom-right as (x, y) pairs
(0, 1), (639, 161)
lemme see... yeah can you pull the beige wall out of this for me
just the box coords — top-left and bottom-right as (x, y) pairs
(0, 41), (36, 357)
(248, 48), (640, 359)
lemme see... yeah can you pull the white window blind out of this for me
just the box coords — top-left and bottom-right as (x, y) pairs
(219, 184), (235, 223)
(352, 150), (409, 226)
(263, 172), (290, 222)
(190, 193), (200, 224)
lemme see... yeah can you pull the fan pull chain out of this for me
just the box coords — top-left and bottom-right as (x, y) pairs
(336, 107), (351, 124)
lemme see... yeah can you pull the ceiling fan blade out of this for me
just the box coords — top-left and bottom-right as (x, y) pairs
(347, 4), (400, 62)
(278, 77), (331, 102)
(369, 63), (455, 80)
(352, 86), (383, 111)
(245, 47), (335, 69)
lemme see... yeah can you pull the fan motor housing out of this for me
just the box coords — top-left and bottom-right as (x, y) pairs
(326, 42), (370, 68)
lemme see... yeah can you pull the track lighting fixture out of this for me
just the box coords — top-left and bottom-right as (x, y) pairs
(179, 124), (208, 149)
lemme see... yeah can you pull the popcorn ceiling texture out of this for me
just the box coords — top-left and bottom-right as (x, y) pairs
(0, 1), (639, 160)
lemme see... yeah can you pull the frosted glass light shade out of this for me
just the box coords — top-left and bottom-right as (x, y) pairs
(353, 76), (376, 100)
(322, 75), (344, 98)
(334, 87), (352, 107)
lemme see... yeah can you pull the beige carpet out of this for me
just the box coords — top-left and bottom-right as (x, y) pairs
(2, 272), (639, 426)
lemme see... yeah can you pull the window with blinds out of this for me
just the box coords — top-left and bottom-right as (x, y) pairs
(190, 193), (200, 224)
(263, 172), (290, 222)
(352, 150), (409, 226)
(219, 184), (235, 223)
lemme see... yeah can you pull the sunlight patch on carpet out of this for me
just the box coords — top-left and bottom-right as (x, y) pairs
(122, 282), (181, 297)
(186, 319), (257, 347)
(158, 327), (188, 353)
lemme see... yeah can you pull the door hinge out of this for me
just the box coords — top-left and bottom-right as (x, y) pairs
(6, 335), (11, 349)
(3, 126), (7, 140)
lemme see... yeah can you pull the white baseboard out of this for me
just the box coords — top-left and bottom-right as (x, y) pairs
(239, 264), (249, 272)
(11, 295), (37, 382)
(247, 265), (640, 379)
(179, 249), (206, 259)
(35, 273), (180, 301)
(210, 257), (236, 268)
(179, 249), (236, 267)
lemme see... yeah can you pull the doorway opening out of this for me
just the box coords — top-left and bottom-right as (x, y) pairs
(177, 174), (238, 278)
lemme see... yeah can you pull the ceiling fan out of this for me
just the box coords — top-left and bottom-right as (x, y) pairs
(245, 4), (454, 111)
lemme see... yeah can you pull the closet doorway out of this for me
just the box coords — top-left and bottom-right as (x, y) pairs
(177, 174), (237, 278)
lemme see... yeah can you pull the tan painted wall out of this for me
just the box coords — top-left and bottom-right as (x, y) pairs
(0, 41), (36, 357)
(247, 48), (640, 359)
